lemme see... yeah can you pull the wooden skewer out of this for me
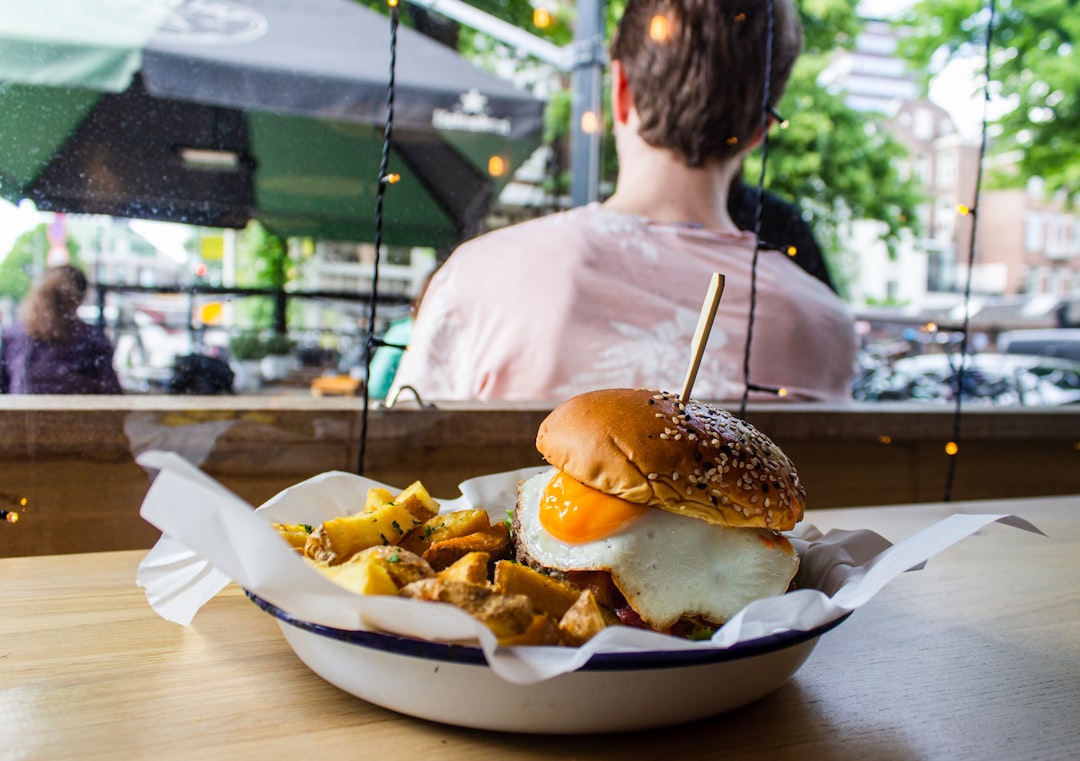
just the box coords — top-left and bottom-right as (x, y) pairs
(680, 273), (726, 403)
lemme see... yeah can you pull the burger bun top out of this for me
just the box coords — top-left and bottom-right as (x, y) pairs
(535, 388), (805, 531)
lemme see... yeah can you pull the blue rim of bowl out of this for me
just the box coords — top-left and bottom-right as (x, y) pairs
(245, 590), (851, 671)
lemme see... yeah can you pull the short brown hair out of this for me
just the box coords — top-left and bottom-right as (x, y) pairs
(609, 0), (802, 167)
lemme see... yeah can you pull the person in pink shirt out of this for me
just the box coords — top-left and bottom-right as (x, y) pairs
(391, 0), (856, 404)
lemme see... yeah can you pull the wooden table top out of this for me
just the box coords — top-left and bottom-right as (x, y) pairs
(2, 494), (1078, 760)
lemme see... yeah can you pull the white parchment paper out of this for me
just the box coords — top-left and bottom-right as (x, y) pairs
(135, 449), (1043, 685)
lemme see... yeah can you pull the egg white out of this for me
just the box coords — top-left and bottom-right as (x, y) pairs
(517, 469), (799, 629)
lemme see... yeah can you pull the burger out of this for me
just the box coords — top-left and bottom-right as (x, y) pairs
(514, 387), (805, 636)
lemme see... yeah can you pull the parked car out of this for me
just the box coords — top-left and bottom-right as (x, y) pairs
(997, 328), (1080, 362)
(853, 351), (1080, 406)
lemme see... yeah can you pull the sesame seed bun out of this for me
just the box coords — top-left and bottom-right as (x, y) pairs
(535, 388), (805, 531)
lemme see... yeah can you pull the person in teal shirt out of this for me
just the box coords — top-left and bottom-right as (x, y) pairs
(366, 314), (414, 400)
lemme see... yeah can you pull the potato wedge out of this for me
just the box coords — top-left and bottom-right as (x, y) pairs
(363, 487), (396, 512)
(393, 480), (441, 522)
(493, 560), (581, 620)
(400, 577), (534, 640)
(351, 545), (435, 589)
(497, 612), (563, 647)
(315, 553), (398, 596)
(437, 551), (491, 584)
(558, 589), (616, 646)
(272, 522), (314, 552)
(305, 501), (421, 565)
(399, 508), (491, 556)
(422, 522), (510, 571)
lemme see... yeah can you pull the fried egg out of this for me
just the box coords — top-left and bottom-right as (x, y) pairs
(517, 469), (799, 629)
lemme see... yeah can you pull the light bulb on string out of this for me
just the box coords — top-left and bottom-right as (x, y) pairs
(533, 7), (552, 29)
(768, 106), (789, 129)
(649, 14), (670, 42)
(785, 245), (797, 257)
(382, 173), (400, 185)
(487, 155), (507, 177)
(580, 111), (600, 134)
(745, 383), (786, 398)
(945, 441), (959, 456)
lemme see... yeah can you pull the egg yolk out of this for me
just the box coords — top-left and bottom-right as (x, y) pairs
(539, 472), (650, 544)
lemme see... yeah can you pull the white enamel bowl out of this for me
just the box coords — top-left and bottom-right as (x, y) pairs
(247, 592), (849, 734)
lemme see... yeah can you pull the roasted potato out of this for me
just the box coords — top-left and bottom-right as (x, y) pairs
(310, 545), (434, 595)
(400, 577), (535, 641)
(423, 522), (510, 571)
(313, 553), (398, 596)
(392, 480), (441, 522)
(399, 508), (491, 556)
(272, 522), (314, 552)
(304, 501), (421, 565)
(497, 613), (563, 646)
(558, 590), (617, 645)
(437, 551), (491, 584)
(363, 487), (396, 512)
(493, 560), (581, 620)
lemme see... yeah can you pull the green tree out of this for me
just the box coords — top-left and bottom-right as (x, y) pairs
(0, 224), (83, 302)
(234, 221), (291, 333)
(898, 0), (1080, 199)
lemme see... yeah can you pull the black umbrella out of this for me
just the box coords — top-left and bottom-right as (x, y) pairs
(0, 0), (546, 248)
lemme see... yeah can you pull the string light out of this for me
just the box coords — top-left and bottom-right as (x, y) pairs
(922, 322), (939, 333)
(1, 510), (18, 524)
(649, 14), (670, 41)
(878, 435), (893, 445)
(487, 155), (507, 177)
(533, 7), (552, 29)
(580, 111), (600, 134)
(956, 204), (972, 216)
(945, 441), (959, 456)
(737, 0), (777, 422)
(359, 0), (400, 476)
(767, 106), (789, 129)
(785, 245), (797, 257)
(726, 136), (739, 146)
(746, 383), (786, 397)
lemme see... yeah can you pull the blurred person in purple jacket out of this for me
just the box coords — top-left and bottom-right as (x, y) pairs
(1, 265), (122, 394)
